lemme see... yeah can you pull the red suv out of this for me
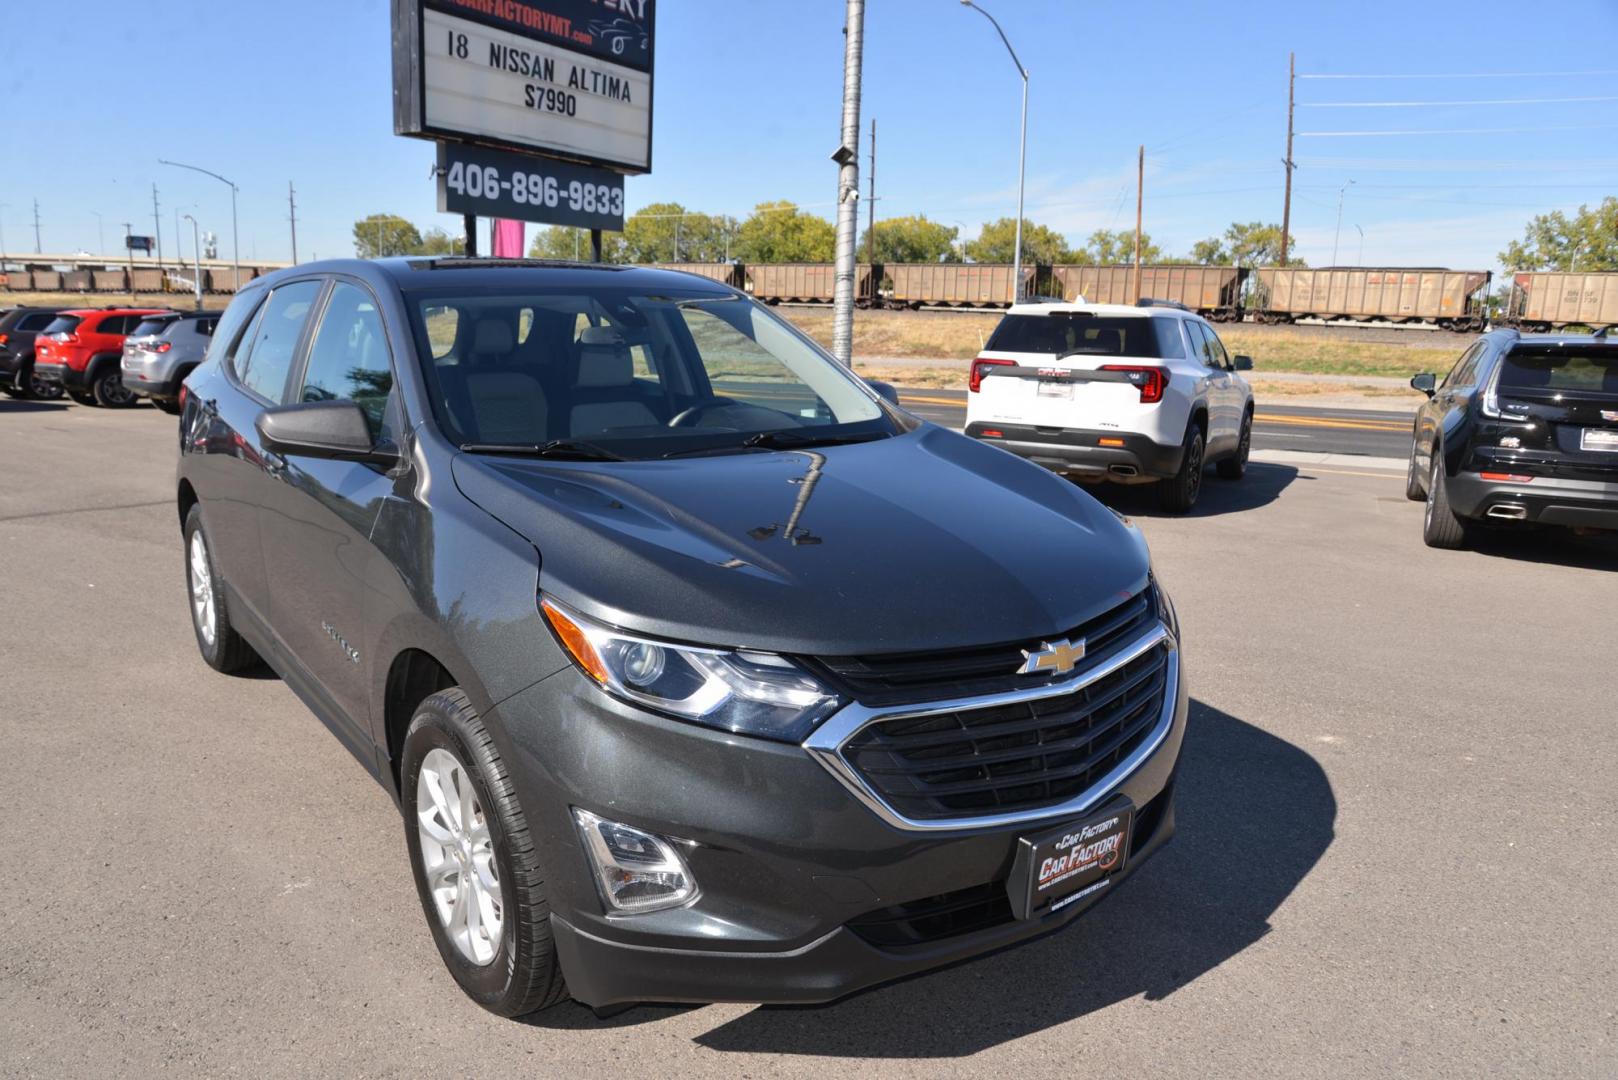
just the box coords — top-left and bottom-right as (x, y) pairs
(34, 307), (176, 407)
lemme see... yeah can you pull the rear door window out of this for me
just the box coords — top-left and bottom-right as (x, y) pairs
(234, 280), (322, 403)
(17, 312), (57, 332)
(131, 316), (180, 338)
(41, 315), (83, 336)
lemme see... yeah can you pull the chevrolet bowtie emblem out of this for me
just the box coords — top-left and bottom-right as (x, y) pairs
(1018, 637), (1087, 676)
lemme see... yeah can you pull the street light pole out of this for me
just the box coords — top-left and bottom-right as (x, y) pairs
(962, 0), (1028, 302)
(1331, 179), (1356, 265)
(159, 158), (238, 290)
(183, 214), (203, 311)
(1355, 224), (1364, 265)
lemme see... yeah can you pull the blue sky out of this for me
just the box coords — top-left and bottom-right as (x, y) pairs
(3, 0), (1615, 270)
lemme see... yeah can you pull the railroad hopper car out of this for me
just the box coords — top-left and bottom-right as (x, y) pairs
(885, 263), (1035, 308)
(648, 263), (746, 289)
(1253, 267), (1490, 331)
(746, 262), (879, 305)
(1507, 272), (1618, 331)
(1049, 264), (1247, 320)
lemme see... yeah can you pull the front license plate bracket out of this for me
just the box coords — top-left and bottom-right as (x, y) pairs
(1005, 802), (1133, 921)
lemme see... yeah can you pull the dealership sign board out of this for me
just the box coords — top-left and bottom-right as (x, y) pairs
(393, 0), (654, 174)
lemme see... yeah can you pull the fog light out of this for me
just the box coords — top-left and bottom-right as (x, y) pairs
(573, 808), (698, 914)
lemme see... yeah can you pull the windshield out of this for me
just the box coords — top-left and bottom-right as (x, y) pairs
(41, 315), (83, 336)
(405, 287), (892, 458)
(1500, 346), (1618, 395)
(985, 313), (1185, 358)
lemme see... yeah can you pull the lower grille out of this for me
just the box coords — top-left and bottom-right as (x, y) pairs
(846, 882), (1013, 948)
(840, 643), (1170, 821)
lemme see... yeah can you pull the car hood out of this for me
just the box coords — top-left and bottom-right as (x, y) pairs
(450, 425), (1151, 657)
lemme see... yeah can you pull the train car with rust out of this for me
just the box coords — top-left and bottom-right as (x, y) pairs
(1049, 264), (1247, 320)
(1506, 271), (1618, 331)
(1252, 267), (1489, 331)
(648, 263), (746, 289)
(885, 263), (1034, 308)
(746, 262), (879, 305)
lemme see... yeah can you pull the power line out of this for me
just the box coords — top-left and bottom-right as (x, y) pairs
(1299, 123), (1618, 137)
(1303, 95), (1618, 108)
(1299, 68), (1618, 80)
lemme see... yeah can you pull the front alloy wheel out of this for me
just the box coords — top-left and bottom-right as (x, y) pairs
(416, 747), (504, 966)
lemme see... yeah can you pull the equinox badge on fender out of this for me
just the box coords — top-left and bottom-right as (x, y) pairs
(1018, 637), (1086, 676)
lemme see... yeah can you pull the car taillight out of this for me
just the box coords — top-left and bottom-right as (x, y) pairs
(53, 332), (79, 344)
(0, 333), (8, 345)
(1480, 472), (1533, 482)
(153, 342), (171, 353)
(1100, 364), (1169, 404)
(969, 356), (1015, 393)
(178, 383), (189, 409)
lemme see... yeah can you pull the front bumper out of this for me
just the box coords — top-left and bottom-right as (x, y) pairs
(489, 630), (1188, 1007)
(1449, 469), (1618, 530)
(966, 422), (1184, 480)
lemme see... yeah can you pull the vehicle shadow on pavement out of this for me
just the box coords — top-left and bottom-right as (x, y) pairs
(0, 399), (72, 413)
(1465, 527), (1618, 572)
(1093, 462), (1299, 519)
(564, 699), (1335, 1056)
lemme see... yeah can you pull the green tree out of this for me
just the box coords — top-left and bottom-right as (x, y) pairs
(417, 227), (465, 256)
(1071, 228), (1161, 265)
(1500, 197), (1618, 270)
(610, 203), (737, 263)
(352, 213), (423, 258)
(965, 217), (1071, 264)
(1191, 221), (1289, 267)
(732, 201), (836, 263)
(528, 226), (627, 262)
(1191, 236), (1226, 264)
(861, 215), (959, 263)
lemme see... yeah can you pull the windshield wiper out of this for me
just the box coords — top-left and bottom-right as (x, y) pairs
(740, 429), (887, 451)
(460, 439), (627, 461)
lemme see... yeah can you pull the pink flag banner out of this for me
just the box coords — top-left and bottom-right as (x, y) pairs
(492, 219), (525, 258)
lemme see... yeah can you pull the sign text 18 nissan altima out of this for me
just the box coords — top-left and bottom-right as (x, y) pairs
(176, 258), (1187, 1015)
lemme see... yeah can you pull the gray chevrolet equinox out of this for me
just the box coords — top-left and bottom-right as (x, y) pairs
(176, 258), (1187, 1016)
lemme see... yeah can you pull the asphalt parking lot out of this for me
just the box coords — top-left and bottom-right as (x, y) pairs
(2, 398), (1615, 1078)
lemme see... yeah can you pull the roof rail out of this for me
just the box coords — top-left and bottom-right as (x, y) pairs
(1135, 297), (1190, 311)
(1016, 295), (1071, 304)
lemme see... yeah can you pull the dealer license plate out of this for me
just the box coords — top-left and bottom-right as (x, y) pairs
(1580, 427), (1618, 452)
(1007, 804), (1132, 920)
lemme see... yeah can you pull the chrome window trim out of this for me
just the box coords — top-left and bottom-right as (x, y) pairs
(802, 624), (1176, 833)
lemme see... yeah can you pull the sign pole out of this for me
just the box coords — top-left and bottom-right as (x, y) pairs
(463, 212), (477, 258)
(590, 229), (602, 263)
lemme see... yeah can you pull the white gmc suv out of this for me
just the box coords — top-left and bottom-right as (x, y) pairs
(965, 299), (1255, 512)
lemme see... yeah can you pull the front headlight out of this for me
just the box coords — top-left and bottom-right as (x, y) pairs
(541, 597), (843, 742)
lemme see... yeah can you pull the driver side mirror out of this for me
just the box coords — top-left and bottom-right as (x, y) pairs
(864, 379), (900, 406)
(1231, 355), (1254, 371)
(1409, 373), (1437, 398)
(256, 400), (399, 466)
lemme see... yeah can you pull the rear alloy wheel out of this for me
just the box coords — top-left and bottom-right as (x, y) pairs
(184, 506), (262, 673)
(1158, 422), (1205, 513)
(402, 689), (568, 1017)
(93, 369), (137, 408)
(1421, 452), (1471, 550)
(1217, 409), (1252, 480)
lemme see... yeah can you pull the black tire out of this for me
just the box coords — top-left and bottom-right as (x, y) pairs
(92, 368), (137, 408)
(30, 367), (65, 400)
(1, 382), (23, 399)
(1216, 408), (1252, 480)
(402, 688), (569, 1018)
(67, 389), (97, 406)
(155, 397), (183, 416)
(1422, 450), (1471, 550)
(183, 505), (262, 673)
(1158, 420), (1206, 513)
(1404, 445), (1427, 502)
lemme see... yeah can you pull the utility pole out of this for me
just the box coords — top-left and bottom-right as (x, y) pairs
(866, 117), (877, 264)
(1133, 145), (1145, 303)
(122, 223), (136, 302)
(184, 214), (203, 311)
(33, 199), (42, 254)
(831, 0), (865, 368)
(287, 181), (299, 263)
(151, 184), (163, 269)
(1279, 51), (1296, 267)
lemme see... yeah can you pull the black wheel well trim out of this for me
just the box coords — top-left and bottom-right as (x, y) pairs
(383, 648), (460, 795)
(177, 479), (199, 532)
(86, 352), (122, 377)
(1189, 405), (1208, 434)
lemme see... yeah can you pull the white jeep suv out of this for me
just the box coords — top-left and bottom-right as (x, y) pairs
(965, 299), (1255, 512)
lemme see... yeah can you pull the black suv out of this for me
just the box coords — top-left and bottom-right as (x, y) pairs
(1407, 328), (1618, 547)
(177, 259), (1186, 1017)
(0, 306), (67, 400)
